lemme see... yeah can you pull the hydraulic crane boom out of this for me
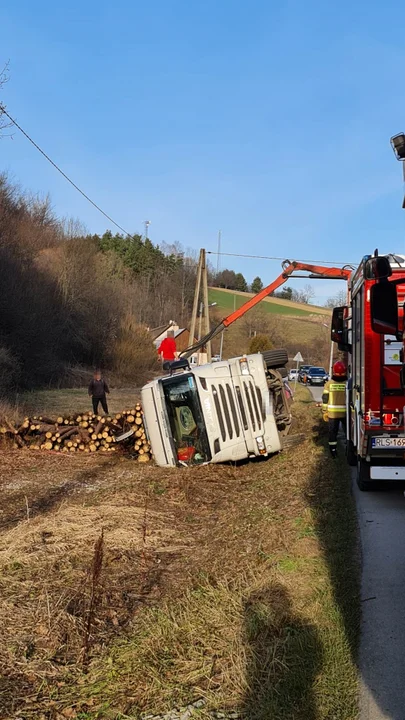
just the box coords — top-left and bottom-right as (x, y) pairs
(181, 259), (352, 359)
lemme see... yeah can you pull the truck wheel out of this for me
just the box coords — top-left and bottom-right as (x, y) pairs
(261, 349), (288, 369)
(346, 440), (357, 467)
(356, 457), (373, 491)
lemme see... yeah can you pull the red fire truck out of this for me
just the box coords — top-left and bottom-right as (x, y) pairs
(332, 253), (405, 490)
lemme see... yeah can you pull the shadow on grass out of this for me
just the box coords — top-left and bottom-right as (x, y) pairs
(242, 584), (322, 720)
(241, 415), (359, 719)
(305, 420), (360, 659)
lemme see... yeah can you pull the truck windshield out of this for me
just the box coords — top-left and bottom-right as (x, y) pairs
(161, 374), (211, 464)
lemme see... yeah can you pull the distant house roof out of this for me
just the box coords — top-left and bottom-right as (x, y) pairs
(152, 326), (196, 349)
(149, 321), (178, 341)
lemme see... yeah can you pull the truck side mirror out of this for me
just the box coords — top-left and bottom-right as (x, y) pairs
(364, 256), (392, 280)
(331, 306), (351, 351)
(370, 282), (398, 336)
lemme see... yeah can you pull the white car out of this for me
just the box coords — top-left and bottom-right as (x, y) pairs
(288, 368), (299, 381)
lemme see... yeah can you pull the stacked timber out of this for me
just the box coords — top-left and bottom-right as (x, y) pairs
(0, 405), (152, 462)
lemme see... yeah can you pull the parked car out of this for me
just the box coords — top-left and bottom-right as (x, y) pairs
(288, 368), (299, 381)
(298, 365), (311, 383)
(304, 366), (328, 386)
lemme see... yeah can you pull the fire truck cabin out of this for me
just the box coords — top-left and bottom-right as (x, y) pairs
(345, 254), (405, 486)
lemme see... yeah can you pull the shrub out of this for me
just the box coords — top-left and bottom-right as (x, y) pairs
(112, 314), (158, 384)
(248, 334), (273, 354)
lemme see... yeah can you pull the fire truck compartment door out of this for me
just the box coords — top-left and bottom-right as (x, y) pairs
(370, 466), (405, 480)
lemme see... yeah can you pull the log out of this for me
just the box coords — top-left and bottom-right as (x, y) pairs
(127, 415), (135, 424)
(4, 420), (17, 435)
(94, 420), (104, 435)
(138, 453), (150, 463)
(89, 444), (97, 452)
(44, 441), (53, 451)
(135, 417), (142, 426)
(14, 434), (26, 448)
(58, 427), (78, 441)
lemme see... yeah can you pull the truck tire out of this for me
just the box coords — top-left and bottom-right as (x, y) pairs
(261, 349), (288, 369)
(356, 457), (373, 491)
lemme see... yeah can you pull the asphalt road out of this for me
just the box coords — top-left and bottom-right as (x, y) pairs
(308, 385), (405, 720)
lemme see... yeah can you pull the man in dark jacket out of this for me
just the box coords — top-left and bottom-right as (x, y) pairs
(88, 369), (110, 415)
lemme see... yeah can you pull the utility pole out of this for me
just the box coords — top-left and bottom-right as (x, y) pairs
(201, 249), (212, 362)
(189, 249), (212, 363)
(189, 250), (203, 349)
(144, 220), (151, 239)
(198, 301), (203, 341)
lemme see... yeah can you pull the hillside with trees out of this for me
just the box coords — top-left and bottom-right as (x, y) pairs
(0, 169), (329, 397)
(0, 176), (199, 395)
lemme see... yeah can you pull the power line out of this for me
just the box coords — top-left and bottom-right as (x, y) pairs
(207, 250), (356, 266)
(0, 105), (134, 237)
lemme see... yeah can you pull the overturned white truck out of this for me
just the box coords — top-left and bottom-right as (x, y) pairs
(141, 351), (291, 467)
(141, 259), (350, 467)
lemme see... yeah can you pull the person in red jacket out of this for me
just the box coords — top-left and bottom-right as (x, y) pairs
(158, 330), (178, 363)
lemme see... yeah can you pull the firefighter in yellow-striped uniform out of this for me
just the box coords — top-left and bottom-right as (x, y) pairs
(322, 361), (347, 458)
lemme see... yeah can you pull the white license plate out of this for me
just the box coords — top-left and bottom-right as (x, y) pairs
(372, 437), (405, 448)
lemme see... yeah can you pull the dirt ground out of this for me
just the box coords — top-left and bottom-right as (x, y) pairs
(0, 388), (359, 720)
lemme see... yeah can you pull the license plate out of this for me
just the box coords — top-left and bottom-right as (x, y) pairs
(372, 437), (405, 448)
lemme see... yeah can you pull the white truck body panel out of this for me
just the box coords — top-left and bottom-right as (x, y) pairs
(141, 354), (283, 467)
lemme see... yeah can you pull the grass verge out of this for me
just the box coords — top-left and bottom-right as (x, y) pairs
(0, 387), (359, 719)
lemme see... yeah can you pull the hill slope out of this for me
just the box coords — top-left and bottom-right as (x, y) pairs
(208, 288), (331, 366)
(208, 287), (331, 317)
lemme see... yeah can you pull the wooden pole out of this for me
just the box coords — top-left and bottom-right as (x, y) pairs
(202, 249), (211, 362)
(189, 249), (203, 353)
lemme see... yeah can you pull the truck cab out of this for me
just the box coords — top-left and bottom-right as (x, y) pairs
(141, 353), (291, 467)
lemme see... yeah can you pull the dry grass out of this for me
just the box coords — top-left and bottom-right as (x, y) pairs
(0, 387), (359, 719)
(18, 387), (143, 418)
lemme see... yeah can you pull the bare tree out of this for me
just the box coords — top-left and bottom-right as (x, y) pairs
(324, 289), (347, 308)
(292, 284), (315, 304)
(0, 62), (13, 138)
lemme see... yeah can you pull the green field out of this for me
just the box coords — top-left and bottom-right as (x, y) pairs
(208, 288), (328, 317)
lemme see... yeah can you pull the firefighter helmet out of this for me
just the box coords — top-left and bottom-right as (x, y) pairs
(333, 361), (347, 377)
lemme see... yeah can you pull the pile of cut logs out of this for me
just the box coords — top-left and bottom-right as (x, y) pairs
(1, 405), (152, 462)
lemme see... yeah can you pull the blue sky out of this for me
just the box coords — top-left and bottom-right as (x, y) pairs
(1, 0), (405, 303)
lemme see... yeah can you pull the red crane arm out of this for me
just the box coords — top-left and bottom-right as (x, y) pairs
(222, 260), (352, 327)
(181, 260), (352, 358)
